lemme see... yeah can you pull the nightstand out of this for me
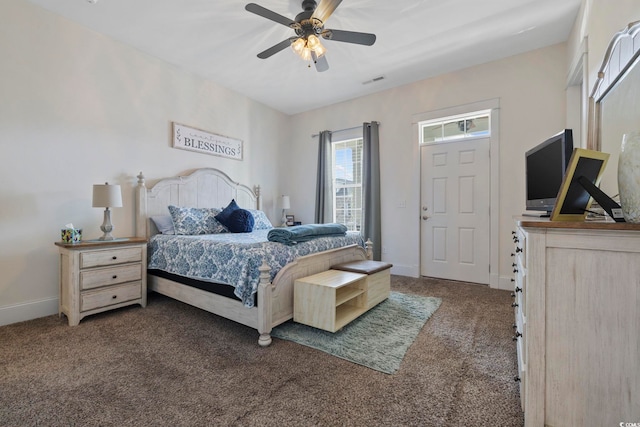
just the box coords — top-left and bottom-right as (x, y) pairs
(55, 237), (147, 325)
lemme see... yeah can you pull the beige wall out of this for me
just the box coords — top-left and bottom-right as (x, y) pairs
(0, 0), (289, 324)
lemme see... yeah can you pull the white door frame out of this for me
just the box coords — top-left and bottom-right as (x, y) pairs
(412, 99), (501, 288)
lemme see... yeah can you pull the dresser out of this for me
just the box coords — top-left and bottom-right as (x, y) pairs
(55, 237), (147, 325)
(512, 219), (640, 426)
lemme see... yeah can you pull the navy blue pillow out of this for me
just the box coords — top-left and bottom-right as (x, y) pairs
(215, 199), (240, 227)
(227, 209), (255, 233)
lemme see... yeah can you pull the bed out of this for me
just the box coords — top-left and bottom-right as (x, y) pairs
(135, 168), (372, 346)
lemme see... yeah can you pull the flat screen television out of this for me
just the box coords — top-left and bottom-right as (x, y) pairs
(525, 129), (574, 215)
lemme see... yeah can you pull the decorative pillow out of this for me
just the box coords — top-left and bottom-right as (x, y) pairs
(150, 215), (175, 235)
(246, 209), (274, 230)
(168, 206), (228, 235)
(215, 199), (240, 226)
(226, 209), (255, 233)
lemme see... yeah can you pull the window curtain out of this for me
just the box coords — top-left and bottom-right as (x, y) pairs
(363, 122), (381, 261)
(315, 130), (333, 223)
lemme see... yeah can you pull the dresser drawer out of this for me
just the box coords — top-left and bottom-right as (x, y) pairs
(81, 282), (142, 312)
(80, 264), (142, 290)
(80, 247), (143, 269)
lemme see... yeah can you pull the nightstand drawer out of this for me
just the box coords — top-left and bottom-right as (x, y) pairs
(80, 247), (143, 268)
(80, 264), (142, 290)
(81, 282), (142, 312)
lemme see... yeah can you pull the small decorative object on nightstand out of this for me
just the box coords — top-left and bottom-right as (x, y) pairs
(286, 215), (295, 226)
(55, 237), (147, 325)
(92, 182), (123, 240)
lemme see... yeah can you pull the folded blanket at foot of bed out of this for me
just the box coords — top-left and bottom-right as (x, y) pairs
(267, 223), (348, 245)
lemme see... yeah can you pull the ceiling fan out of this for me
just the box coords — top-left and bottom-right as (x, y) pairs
(245, 0), (376, 72)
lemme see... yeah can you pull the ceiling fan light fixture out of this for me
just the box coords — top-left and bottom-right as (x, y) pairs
(300, 46), (312, 61)
(292, 36), (322, 61)
(291, 37), (306, 55)
(291, 38), (311, 61)
(306, 34), (320, 49)
(307, 34), (326, 57)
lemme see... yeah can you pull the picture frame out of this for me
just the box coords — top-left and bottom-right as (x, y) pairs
(550, 148), (610, 221)
(285, 215), (295, 226)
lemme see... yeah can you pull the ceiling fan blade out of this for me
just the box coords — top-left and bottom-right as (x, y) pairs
(245, 3), (296, 27)
(312, 52), (329, 72)
(321, 29), (376, 46)
(312, 0), (342, 23)
(257, 38), (293, 59)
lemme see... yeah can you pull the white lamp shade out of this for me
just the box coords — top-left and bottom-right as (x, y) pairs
(281, 195), (291, 210)
(92, 183), (123, 208)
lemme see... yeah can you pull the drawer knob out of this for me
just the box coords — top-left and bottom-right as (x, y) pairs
(512, 263), (517, 267)
(112, 295), (117, 299)
(112, 275), (118, 279)
(513, 268), (518, 273)
(515, 286), (522, 293)
(112, 256), (117, 260)
(511, 302), (519, 308)
(514, 376), (521, 382)
(516, 247), (523, 253)
(512, 331), (522, 341)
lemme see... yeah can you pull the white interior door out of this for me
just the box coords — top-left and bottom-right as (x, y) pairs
(420, 138), (490, 284)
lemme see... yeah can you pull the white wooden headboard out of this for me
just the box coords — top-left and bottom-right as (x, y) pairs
(135, 168), (261, 238)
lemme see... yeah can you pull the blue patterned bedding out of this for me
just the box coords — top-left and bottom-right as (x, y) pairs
(147, 230), (365, 307)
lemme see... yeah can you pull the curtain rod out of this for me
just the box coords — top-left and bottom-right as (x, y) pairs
(311, 122), (380, 138)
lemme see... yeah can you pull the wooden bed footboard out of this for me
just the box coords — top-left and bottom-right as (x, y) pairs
(257, 242), (371, 346)
(148, 243), (371, 347)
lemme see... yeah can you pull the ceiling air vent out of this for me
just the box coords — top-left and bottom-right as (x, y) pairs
(362, 76), (385, 85)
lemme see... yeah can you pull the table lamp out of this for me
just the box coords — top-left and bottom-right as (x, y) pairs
(281, 195), (290, 226)
(92, 182), (123, 240)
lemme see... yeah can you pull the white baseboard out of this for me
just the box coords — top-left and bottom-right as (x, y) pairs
(0, 297), (59, 327)
(390, 264), (419, 278)
(391, 265), (512, 290)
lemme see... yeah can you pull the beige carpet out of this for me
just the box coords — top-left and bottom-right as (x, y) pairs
(0, 275), (524, 426)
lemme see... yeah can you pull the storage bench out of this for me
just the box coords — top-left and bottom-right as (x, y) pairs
(330, 260), (392, 310)
(293, 269), (368, 332)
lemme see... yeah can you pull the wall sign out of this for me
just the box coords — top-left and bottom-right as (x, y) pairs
(172, 122), (243, 161)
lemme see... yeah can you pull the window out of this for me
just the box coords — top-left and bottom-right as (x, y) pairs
(420, 110), (491, 144)
(332, 138), (363, 232)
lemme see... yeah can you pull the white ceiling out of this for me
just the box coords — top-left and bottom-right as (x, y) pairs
(26, 0), (581, 115)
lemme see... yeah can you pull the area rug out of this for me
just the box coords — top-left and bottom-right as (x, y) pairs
(271, 291), (442, 374)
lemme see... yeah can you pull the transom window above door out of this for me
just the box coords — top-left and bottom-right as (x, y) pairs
(420, 110), (491, 144)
